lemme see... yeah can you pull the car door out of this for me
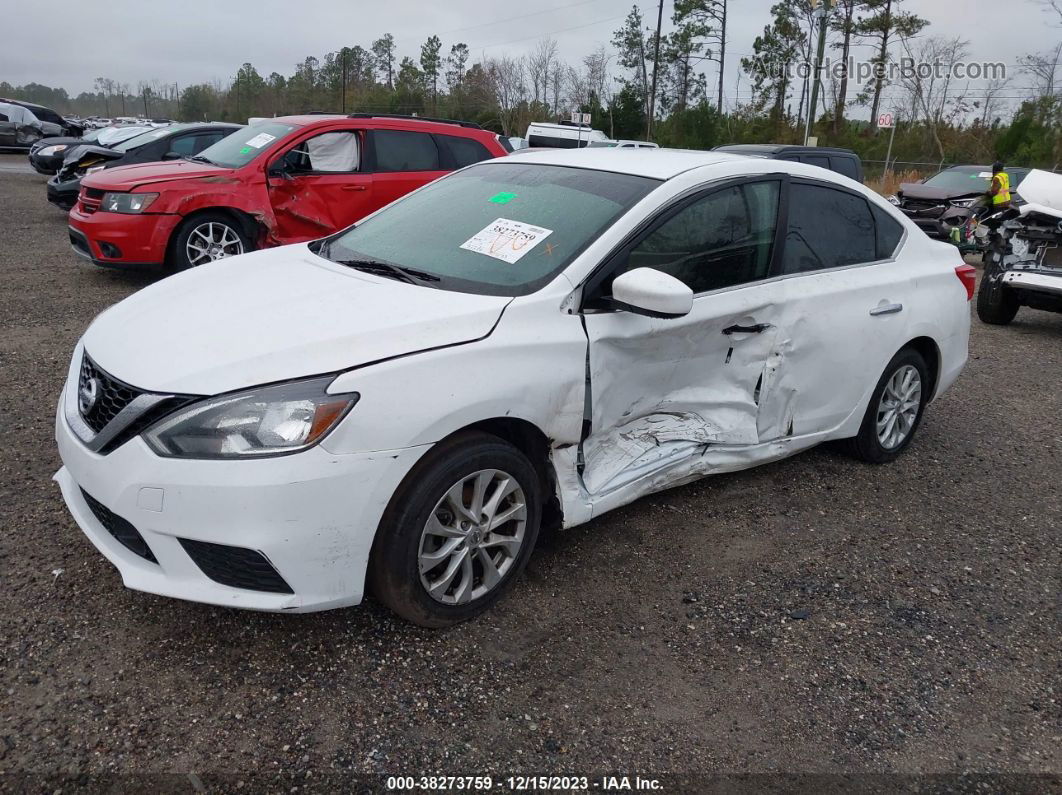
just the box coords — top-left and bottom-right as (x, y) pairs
(368, 128), (449, 209)
(267, 127), (373, 242)
(770, 179), (912, 435)
(578, 177), (795, 498)
(0, 109), (14, 148)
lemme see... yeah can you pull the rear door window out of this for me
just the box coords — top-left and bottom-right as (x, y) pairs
(440, 134), (493, 168)
(831, 156), (860, 181)
(780, 182), (877, 273)
(803, 155), (831, 170)
(373, 129), (440, 172)
(871, 204), (904, 259)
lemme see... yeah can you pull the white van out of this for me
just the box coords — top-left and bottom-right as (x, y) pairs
(525, 122), (609, 148)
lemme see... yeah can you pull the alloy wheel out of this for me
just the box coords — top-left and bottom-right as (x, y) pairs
(185, 221), (244, 266)
(418, 469), (527, 605)
(876, 364), (922, 450)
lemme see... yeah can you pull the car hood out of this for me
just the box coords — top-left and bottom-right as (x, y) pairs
(1015, 169), (1062, 220)
(898, 182), (984, 201)
(81, 244), (511, 395)
(62, 144), (122, 166)
(81, 159), (233, 191)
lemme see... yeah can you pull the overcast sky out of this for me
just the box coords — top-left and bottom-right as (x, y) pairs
(3, 0), (1059, 111)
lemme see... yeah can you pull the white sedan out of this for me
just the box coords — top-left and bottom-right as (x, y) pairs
(55, 149), (973, 626)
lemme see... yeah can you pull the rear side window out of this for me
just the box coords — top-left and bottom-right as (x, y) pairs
(373, 129), (440, 172)
(620, 180), (780, 294)
(804, 155), (831, 170)
(441, 134), (493, 168)
(872, 204), (904, 259)
(831, 156), (860, 181)
(781, 183), (876, 273)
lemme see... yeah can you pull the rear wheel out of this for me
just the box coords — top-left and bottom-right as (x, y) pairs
(368, 432), (541, 627)
(170, 213), (254, 270)
(842, 348), (929, 464)
(976, 253), (1020, 325)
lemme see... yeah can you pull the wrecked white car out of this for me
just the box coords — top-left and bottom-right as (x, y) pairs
(976, 169), (1062, 325)
(54, 149), (972, 626)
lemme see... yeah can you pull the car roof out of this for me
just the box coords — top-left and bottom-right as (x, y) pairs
(270, 114), (488, 134)
(499, 148), (748, 180)
(713, 143), (858, 156)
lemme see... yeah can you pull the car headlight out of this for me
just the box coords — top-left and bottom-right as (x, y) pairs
(887, 195), (901, 206)
(39, 144), (68, 156)
(100, 192), (159, 213)
(143, 376), (358, 459)
(949, 198), (977, 208)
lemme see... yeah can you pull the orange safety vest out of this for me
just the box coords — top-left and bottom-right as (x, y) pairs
(991, 171), (1011, 205)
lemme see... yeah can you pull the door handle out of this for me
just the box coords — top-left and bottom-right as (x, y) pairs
(342, 184), (368, 191)
(722, 323), (771, 335)
(869, 302), (903, 316)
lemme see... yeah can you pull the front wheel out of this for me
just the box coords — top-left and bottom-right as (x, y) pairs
(368, 432), (542, 627)
(842, 349), (929, 464)
(170, 213), (254, 270)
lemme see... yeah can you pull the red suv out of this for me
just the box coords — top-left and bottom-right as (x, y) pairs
(67, 114), (511, 269)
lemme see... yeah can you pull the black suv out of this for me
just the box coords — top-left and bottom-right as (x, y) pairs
(713, 144), (864, 183)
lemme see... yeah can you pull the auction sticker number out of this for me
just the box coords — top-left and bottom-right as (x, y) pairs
(460, 218), (553, 264)
(244, 132), (276, 149)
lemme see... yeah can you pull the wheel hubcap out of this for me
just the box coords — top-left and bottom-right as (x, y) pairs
(418, 469), (527, 605)
(876, 364), (922, 450)
(185, 221), (243, 266)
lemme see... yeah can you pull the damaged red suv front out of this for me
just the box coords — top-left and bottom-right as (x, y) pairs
(67, 115), (510, 270)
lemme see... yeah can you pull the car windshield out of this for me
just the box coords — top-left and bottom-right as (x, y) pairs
(113, 126), (181, 152)
(81, 128), (103, 143)
(194, 122), (294, 168)
(319, 162), (659, 296)
(924, 167), (1028, 191)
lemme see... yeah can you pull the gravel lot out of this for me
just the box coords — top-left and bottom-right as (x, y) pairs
(0, 153), (1059, 790)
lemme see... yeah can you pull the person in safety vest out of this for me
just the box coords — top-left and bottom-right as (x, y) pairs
(988, 161), (1011, 210)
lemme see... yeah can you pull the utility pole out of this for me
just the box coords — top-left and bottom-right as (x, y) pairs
(175, 83), (181, 118)
(716, 0), (727, 113)
(805, 0), (833, 145)
(647, 0), (664, 140)
(341, 49), (348, 113)
(142, 86), (148, 118)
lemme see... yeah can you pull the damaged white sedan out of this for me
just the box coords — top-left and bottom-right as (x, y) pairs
(55, 149), (972, 626)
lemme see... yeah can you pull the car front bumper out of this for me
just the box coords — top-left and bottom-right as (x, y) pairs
(67, 204), (182, 267)
(54, 365), (430, 613)
(46, 176), (80, 209)
(901, 206), (974, 239)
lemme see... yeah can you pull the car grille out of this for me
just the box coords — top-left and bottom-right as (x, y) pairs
(79, 188), (103, 214)
(902, 199), (945, 215)
(179, 539), (294, 594)
(79, 354), (144, 433)
(80, 488), (158, 563)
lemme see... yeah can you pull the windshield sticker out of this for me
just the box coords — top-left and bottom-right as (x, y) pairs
(460, 218), (553, 264)
(245, 132), (276, 149)
(239, 146), (252, 154)
(488, 191), (518, 204)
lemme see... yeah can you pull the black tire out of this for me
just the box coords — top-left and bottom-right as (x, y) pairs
(368, 431), (542, 628)
(841, 348), (930, 464)
(976, 253), (1020, 325)
(169, 212), (254, 271)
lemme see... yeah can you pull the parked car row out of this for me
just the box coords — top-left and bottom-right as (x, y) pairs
(33, 113), (978, 625)
(0, 98), (83, 149)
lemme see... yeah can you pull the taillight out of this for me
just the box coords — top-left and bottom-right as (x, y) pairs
(955, 264), (976, 301)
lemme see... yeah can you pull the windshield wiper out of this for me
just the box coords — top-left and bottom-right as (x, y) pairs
(335, 258), (440, 283)
(183, 154), (216, 165)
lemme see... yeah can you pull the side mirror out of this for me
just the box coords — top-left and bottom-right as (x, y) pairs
(611, 267), (693, 319)
(162, 151), (182, 160)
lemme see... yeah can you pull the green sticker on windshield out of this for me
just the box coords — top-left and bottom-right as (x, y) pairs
(240, 146), (251, 154)
(489, 191), (518, 204)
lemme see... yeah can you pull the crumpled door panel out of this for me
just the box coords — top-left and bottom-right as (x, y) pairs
(580, 281), (796, 498)
(269, 179), (340, 242)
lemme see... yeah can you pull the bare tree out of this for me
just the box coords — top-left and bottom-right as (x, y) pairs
(1031, 0), (1062, 24)
(898, 36), (970, 160)
(1019, 41), (1062, 98)
(486, 56), (527, 135)
(527, 37), (559, 108)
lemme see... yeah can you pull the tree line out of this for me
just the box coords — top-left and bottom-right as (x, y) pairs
(3, 0), (1060, 170)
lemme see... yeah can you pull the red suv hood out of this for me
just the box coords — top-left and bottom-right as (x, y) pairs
(81, 160), (237, 191)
